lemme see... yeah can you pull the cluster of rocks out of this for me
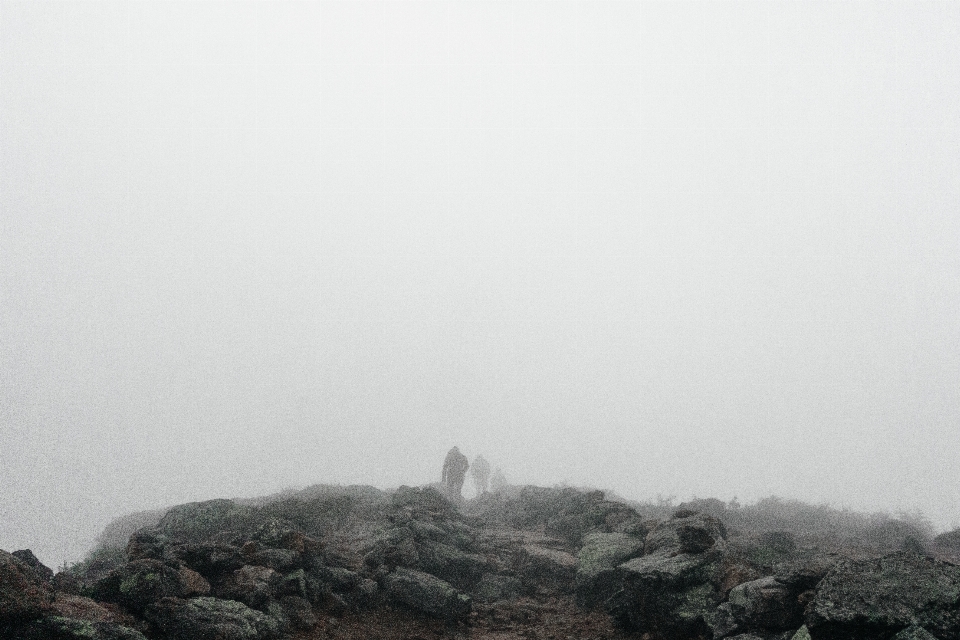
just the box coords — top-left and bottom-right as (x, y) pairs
(574, 509), (960, 640)
(4, 484), (960, 640)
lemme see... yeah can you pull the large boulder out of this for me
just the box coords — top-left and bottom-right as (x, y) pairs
(709, 576), (806, 637)
(645, 512), (727, 555)
(171, 541), (245, 579)
(92, 559), (196, 613)
(575, 532), (645, 607)
(805, 552), (960, 640)
(145, 596), (281, 640)
(415, 541), (487, 590)
(153, 499), (255, 543)
(384, 567), (472, 621)
(216, 565), (279, 611)
(0, 549), (53, 627)
(607, 549), (723, 638)
(16, 616), (148, 640)
(518, 544), (578, 594)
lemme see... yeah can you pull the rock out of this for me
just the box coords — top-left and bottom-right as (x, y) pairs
(92, 559), (189, 613)
(708, 573), (811, 637)
(216, 565), (279, 611)
(145, 596), (281, 640)
(725, 633), (795, 640)
(249, 548), (301, 573)
(12, 549), (54, 582)
(252, 518), (300, 549)
(125, 531), (171, 562)
(171, 541), (245, 578)
(518, 544), (578, 594)
(311, 565), (360, 593)
(805, 552), (960, 640)
(894, 626), (940, 640)
(50, 594), (138, 627)
(17, 615), (148, 640)
(415, 541), (487, 589)
(0, 549), (54, 626)
(278, 595), (317, 630)
(154, 499), (255, 543)
(575, 532), (645, 608)
(178, 566), (211, 597)
(276, 569), (308, 599)
(791, 625), (811, 640)
(473, 573), (521, 602)
(384, 567), (472, 621)
(607, 550), (722, 638)
(645, 512), (727, 555)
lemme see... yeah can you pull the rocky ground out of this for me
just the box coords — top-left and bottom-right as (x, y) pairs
(3, 483), (960, 640)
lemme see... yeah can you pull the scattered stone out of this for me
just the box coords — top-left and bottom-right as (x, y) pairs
(147, 596), (281, 640)
(518, 544), (578, 594)
(17, 615), (148, 640)
(384, 567), (472, 621)
(92, 559), (188, 613)
(806, 552), (960, 640)
(575, 532), (645, 607)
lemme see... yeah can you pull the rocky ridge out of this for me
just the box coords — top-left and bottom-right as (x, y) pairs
(2, 484), (959, 640)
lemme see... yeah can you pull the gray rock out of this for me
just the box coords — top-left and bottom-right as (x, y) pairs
(216, 565), (279, 611)
(154, 499), (255, 543)
(894, 626), (940, 640)
(145, 596), (281, 640)
(0, 549), (53, 626)
(91, 559), (188, 614)
(518, 544), (578, 594)
(607, 550), (722, 638)
(575, 532), (645, 607)
(806, 552), (960, 640)
(172, 541), (245, 579)
(473, 573), (521, 602)
(726, 576), (803, 631)
(384, 567), (472, 621)
(278, 595), (317, 631)
(17, 615), (148, 640)
(249, 548), (301, 573)
(645, 513), (727, 555)
(415, 541), (487, 589)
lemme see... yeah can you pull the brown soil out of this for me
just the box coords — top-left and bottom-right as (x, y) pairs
(292, 595), (635, 640)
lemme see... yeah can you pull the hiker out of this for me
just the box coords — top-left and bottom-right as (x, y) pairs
(441, 446), (469, 500)
(470, 454), (491, 496)
(490, 467), (507, 494)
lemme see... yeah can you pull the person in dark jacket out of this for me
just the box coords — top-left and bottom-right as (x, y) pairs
(441, 446), (469, 500)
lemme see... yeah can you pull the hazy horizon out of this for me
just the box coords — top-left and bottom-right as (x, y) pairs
(2, 0), (959, 569)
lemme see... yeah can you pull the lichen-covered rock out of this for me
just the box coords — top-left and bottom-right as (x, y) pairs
(518, 544), (578, 594)
(805, 552), (960, 640)
(709, 573), (810, 638)
(92, 559), (189, 613)
(216, 565), (279, 611)
(473, 573), (521, 603)
(893, 626), (939, 640)
(146, 596), (281, 640)
(607, 550), (722, 638)
(0, 549), (53, 627)
(278, 595), (316, 630)
(416, 541), (487, 589)
(644, 512), (727, 555)
(171, 541), (245, 579)
(154, 499), (255, 543)
(17, 615), (148, 640)
(575, 532), (645, 607)
(384, 567), (472, 621)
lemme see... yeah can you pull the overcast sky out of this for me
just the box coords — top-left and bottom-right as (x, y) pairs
(2, 0), (959, 568)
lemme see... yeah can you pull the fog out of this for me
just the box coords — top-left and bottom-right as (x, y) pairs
(2, 1), (959, 569)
